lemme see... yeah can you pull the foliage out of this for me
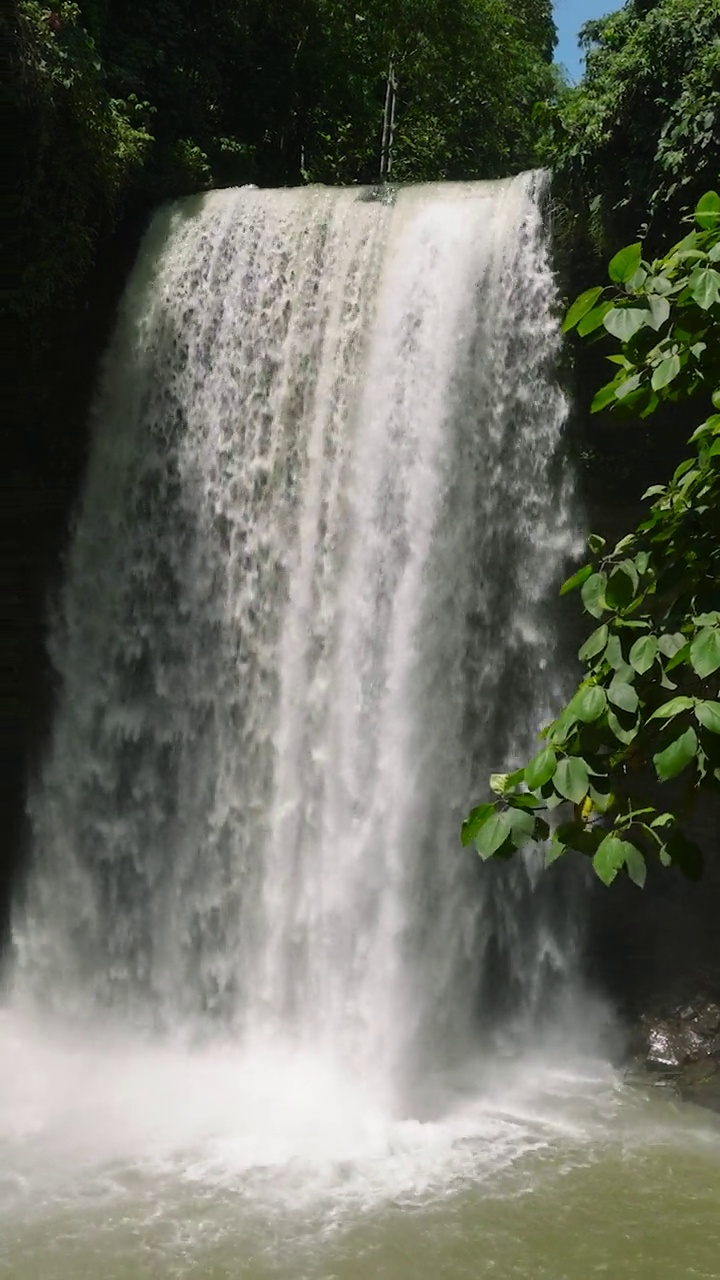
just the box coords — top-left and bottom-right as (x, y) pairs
(464, 193), (720, 887)
(550, 0), (720, 252)
(9, 0), (559, 391)
(13, 0), (151, 319)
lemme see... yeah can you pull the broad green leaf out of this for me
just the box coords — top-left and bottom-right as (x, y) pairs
(581, 572), (607, 618)
(606, 564), (636, 610)
(629, 634), (658, 675)
(461, 803), (495, 846)
(696, 701), (720, 734)
(624, 844), (647, 888)
(603, 307), (649, 342)
(649, 696), (695, 721)
(607, 709), (637, 744)
(608, 242), (642, 284)
(658, 632), (686, 659)
(653, 727), (698, 782)
(570, 685), (607, 723)
(507, 808), (535, 849)
(592, 834), (629, 886)
(694, 612), (720, 627)
(560, 563), (592, 596)
(525, 747), (557, 790)
(553, 758), (590, 804)
(591, 381), (620, 414)
(475, 810), (512, 860)
(545, 840), (566, 868)
(666, 642), (691, 673)
(690, 628), (720, 678)
(634, 551), (650, 575)
(713, 388), (720, 410)
(604, 634), (624, 669)
(563, 286), (603, 333)
(650, 813), (675, 829)
(688, 267), (720, 311)
(608, 680), (638, 713)
(695, 191), (720, 230)
(646, 294), (670, 331)
(577, 301), (613, 337)
(646, 274), (673, 296)
(642, 484), (666, 499)
(616, 374), (641, 400)
(589, 786), (614, 814)
(651, 353), (681, 391)
(579, 624), (608, 663)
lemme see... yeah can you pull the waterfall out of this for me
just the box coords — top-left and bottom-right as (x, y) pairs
(13, 174), (581, 1112)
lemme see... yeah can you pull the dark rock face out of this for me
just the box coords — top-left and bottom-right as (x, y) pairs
(630, 999), (720, 1114)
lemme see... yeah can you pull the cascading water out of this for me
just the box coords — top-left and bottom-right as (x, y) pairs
(4, 176), (720, 1280)
(7, 171), (583, 1159)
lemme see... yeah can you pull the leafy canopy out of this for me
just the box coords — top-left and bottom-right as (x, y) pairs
(551, 0), (720, 251)
(464, 192), (720, 888)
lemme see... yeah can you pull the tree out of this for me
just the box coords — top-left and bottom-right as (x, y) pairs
(551, 0), (720, 254)
(464, 192), (720, 887)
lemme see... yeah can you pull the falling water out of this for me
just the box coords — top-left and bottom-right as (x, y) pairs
(14, 173), (579, 1109)
(4, 176), (720, 1280)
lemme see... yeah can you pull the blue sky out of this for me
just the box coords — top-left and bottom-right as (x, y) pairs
(553, 0), (619, 81)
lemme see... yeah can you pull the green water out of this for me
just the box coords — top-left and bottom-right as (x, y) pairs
(2, 1063), (718, 1280)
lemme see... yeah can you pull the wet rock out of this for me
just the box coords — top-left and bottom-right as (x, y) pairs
(646, 1023), (706, 1069)
(631, 996), (720, 1115)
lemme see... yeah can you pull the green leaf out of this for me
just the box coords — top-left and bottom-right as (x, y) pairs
(607, 709), (638, 744)
(690, 628), (720, 678)
(666, 642), (691, 673)
(608, 680), (638, 713)
(591, 381), (620, 413)
(570, 685), (607, 723)
(650, 813), (675, 829)
(688, 267), (720, 311)
(651, 353), (681, 391)
(563, 286), (604, 333)
(553, 758), (590, 804)
(629, 634), (658, 674)
(694, 612), (720, 627)
(561, 563), (592, 596)
(658, 632), (686, 659)
(696, 701), (720, 734)
(695, 191), (720, 231)
(545, 842), (565, 867)
(461, 803), (495, 846)
(475, 810), (512, 859)
(525, 747), (557, 790)
(653, 727), (699, 782)
(646, 294), (670, 331)
(649, 696), (695, 721)
(624, 844), (647, 889)
(616, 374), (642, 400)
(608, 242), (642, 284)
(581, 572), (607, 618)
(593, 834), (630, 886)
(606, 564), (636, 610)
(579, 624), (609, 663)
(587, 533), (606, 555)
(578, 301), (613, 337)
(507, 808), (535, 849)
(603, 307), (649, 342)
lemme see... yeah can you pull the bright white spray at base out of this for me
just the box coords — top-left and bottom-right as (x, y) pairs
(4, 174), (595, 1206)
